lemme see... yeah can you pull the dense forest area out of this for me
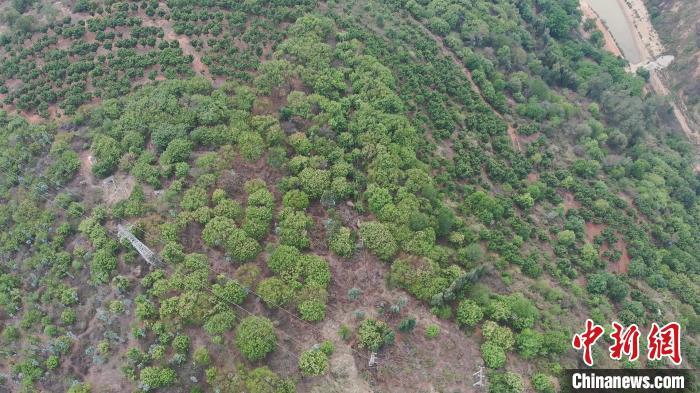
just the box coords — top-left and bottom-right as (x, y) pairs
(0, 0), (698, 392)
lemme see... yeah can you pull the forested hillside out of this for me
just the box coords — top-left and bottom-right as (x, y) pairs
(0, 1), (698, 392)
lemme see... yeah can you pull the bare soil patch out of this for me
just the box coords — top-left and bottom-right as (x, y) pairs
(79, 151), (135, 205)
(585, 221), (605, 243)
(562, 192), (582, 212)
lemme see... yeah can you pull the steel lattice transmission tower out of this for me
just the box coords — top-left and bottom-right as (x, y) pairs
(117, 224), (160, 266)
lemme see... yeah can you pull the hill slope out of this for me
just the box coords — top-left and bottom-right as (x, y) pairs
(0, 1), (698, 392)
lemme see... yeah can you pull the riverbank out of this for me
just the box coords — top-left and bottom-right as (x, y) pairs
(581, 0), (700, 158)
(618, 0), (664, 67)
(579, 0), (624, 58)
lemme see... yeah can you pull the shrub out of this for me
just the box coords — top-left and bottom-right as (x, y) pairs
(67, 383), (91, 393)
(357, 319), (393, 351)
(46, 355), (59, 370)
(516, 328), (544, 359)
(235, 316), (277, 361)
(212, 279), (248, 305)
(298, 349), (328, 376)
(425, 324), (440, 339)
(297, 299), (326, 322)
(319, 340), (334, 355)
(172, 335), (190, 354)
(204, 311), (236, 336)
(329, 227), (354, 257)
(243, 367), (295, 392)
(193, 347), (211, 367)
(456, 299), (483, 327)
(531, 373), (555, 393)
(139, 367), (177, 391)
(557, 230), (576, 246)
(398, 317), (416, 332)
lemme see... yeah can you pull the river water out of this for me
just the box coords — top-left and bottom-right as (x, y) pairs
(586, 0), (642, 63)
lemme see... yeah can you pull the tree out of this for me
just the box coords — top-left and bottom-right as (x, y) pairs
(298, 349), (329, 376)
(298, 168), (330, 199)
(152, 124), (187, 152)
(91, 248), (117, 284)
(181, 187), (209, 211)
(235, 316), (277, 361)
(516, 328), (544, 359)
(48, 150), (80, 185)
(202, 216), (236, 248)
(91, 136), (122, 177)
(359, 222), (397, 261)
(456, 299), (483, 327)
(482, 321), (515, 350)
(489, 371), (525, 393)
(256, 277), (294, 308)
(282, 190), (310, 210)
(243, 206), (273, 240)
(225, 229), (261, 263)
(267, 245), (302, 282)
(160, 138), (192, 164)
(238, 132), (265, 161)
(254, 60), (291, 94)
(481, 342), (506, 368)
